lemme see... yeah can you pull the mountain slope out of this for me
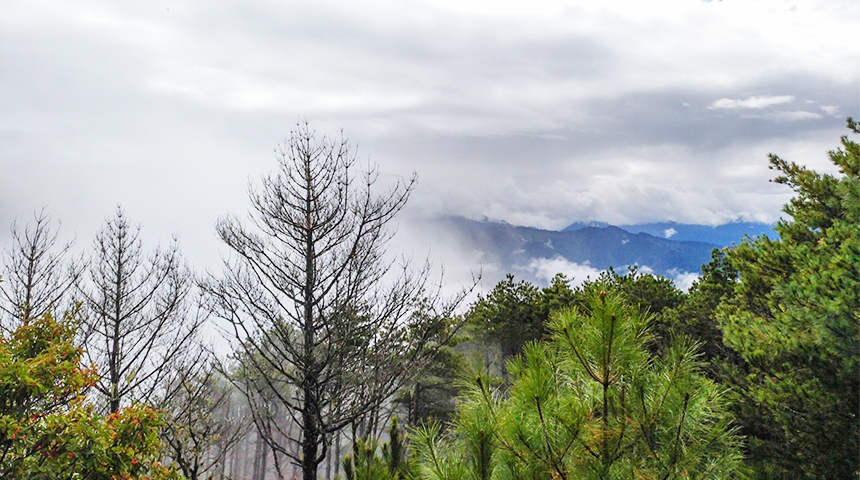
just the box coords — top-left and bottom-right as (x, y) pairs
(564, 221), (777, 245)
(443, 217), (718, 279)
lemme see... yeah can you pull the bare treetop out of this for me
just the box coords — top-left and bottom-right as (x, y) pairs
(206, 122), (469, 480)
(0, 208), (80, 330)
(80, 206), (203, 413)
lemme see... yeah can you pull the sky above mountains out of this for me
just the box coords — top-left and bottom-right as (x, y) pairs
(1, 0), (858, 276)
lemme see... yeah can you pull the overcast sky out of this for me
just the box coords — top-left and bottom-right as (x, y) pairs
(2, 0), (859, 280)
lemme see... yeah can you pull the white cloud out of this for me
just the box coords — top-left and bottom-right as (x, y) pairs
(667, 269), (700, 292)
(769, 111), (823, 122)
(708, 95), (795, 110)
(663, 227), (677, 238)
(820, 105), (841, 117)
(519, 257), (603, 287)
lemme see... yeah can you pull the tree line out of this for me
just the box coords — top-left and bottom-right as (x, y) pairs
(0, 119), (856, 479)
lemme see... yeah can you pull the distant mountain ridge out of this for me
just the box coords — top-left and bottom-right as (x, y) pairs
(595, 221), (775, 246)
(441, 216), (776, 284)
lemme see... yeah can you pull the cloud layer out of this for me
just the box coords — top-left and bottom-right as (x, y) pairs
(1, 0), (857, 279)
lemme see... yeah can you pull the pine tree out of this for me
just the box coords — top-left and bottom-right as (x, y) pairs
(341, 418), (412, 480)
(413, 283), (745, 480)
(717, 118), (860, 478)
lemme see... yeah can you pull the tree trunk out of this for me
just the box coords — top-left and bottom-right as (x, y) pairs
(218, 439), (227, 480)
(325, 433), (332, 480)
(260, 440), (269, 480)
(253, 430), (264, 480)
(228, 438), (238, 480)
(302, 395), (319, 480)
(334, 431), (341, 480)
(237, 434), (248, 480)
(109, 242), (124, 414)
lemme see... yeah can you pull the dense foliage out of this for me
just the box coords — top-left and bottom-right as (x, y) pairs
(341, 418), (412, 480)
(467, 274), (546, 364)
(466, 268), (685, 377)
(716, 119), (859, 478)
(0, 312), (178, 480)
(413, 284), (745, 480)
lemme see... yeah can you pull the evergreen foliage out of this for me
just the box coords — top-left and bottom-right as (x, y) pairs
(398, 333), (468, 428)
(716, 119), (860, 478)
(659, 250), (742, 381)
(342, 418), (413, 480)
(467, 274), (545, 363)
(414, 283), (745, 480)
(574, 267), (686, 356)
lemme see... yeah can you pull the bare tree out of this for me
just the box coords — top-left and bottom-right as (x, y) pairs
(160, 358), (249, 480)
(80, 206), (202, 413)
(205, 122), (469, 480)
(0, 208), (81, 330)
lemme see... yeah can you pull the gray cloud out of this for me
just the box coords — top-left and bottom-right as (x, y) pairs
(1, 0), (858, 280)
